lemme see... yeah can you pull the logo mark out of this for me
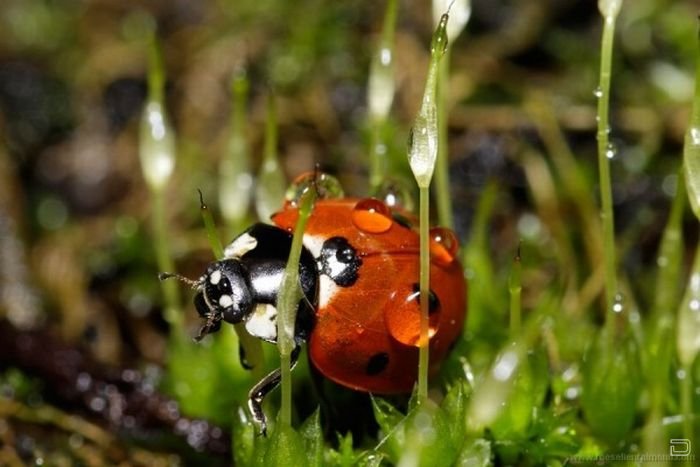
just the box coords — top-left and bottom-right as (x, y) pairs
(670, 439), (691, 456)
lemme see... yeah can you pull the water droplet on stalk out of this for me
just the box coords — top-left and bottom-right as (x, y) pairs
(430, 14), (449, 58)
(593, 86), (603, 98)
(612, 300), (623, 314)
(677, 252), (700, 367)
(691, 127), (700, 146)
(459, 356), (476, 387)
(433, 0), (471, 43)
(605, 142), (617, 159)
(376, 177), (415, 211)
(380, 47), (392, 65)
(285, 172), (344, 206)
(493, 350), (519, 381)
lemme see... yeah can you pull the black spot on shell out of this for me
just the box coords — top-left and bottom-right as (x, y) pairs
(366, 352), (390, 376)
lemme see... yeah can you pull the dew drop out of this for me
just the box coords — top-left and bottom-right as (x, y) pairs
(662, 174), (678, 197)
(612, 301), (623, 314)
(593, 87), (603, 98)
(429, 227), (459, 265)
(605, 142), (617, 159)
(565, 386), (580, 400)
(459, 357), (476, 387)
(352, 198), (393, 233)
(385, 286), (440, 346)
(492, 350), (519, 381)
(376, 177), (415, 211)
(612, 293), (625, 314)
(690, 127), (700, 146)
(68, 433), (84, 449)
(285, 171), (344, 206)
(89, 397), (106, 412)
(380, 47), (392, 66)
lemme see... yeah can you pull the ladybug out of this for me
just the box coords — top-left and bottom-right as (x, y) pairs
(163, 182), (466, 434)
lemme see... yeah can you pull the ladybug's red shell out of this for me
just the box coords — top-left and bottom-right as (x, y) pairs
(272, 198), (467, 394)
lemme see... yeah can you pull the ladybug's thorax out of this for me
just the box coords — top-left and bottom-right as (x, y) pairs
(199, 223), (320, 344)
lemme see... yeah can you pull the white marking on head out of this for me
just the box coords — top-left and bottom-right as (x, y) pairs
(318, 275), (340, 309)
(218, 294), (233, 308)
(245, 304), (278, 342)
(209, 270), (222, 285)
(224, 233), (258, 258)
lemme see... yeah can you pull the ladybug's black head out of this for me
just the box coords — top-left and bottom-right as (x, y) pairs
(160, 259), (254, 339)
(196, 259), (254, 325)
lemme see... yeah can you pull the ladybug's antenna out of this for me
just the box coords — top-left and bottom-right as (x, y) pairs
(158, 272), (202, 289)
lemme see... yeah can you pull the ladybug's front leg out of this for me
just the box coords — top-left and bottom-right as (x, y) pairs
(238, 343), (253, 370)
(247, 345), (301, 435)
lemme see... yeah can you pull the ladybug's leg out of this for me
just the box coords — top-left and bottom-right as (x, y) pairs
(238, 344), (253, 370)
(248, 345), (301, 435)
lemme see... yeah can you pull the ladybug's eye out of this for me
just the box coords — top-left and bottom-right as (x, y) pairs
(211, 277), (234, 309)
(205, 268), (235, 309)
(194, 292), (212, 318)
(207, 269), (232, 295)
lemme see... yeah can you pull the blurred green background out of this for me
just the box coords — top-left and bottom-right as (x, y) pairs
(1, 0), (699, 465)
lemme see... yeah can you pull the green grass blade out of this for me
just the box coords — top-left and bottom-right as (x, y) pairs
(255, 94), (286, 222)
(508, 244), (522, 339)
(276, 185), (316, 427)
(408, 13), (449, 404)
(139, 35), (181, 334)
(595, 0), (623, 315)
(219, 73), (252, 234)
(682, 18), (700, 220)
(675, 245), (700, 458)
(432, 0), (471, 228)
(368, 0), (397, 193)
(642, 172), (686, 459)
(198, 190), (225, 260)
